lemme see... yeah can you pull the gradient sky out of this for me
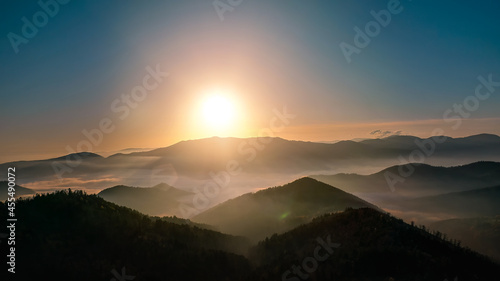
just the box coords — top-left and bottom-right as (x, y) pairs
(1, 0), (500, 163)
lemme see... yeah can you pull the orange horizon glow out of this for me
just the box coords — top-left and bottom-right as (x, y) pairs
(2, 117), (500, 164)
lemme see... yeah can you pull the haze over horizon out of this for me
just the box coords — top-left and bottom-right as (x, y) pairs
(2, 132), (500, 164)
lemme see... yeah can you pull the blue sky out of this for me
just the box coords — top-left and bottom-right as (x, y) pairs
(1, 0), (499, 162)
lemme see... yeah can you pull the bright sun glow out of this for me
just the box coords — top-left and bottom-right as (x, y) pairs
(201, 94), (235, 129)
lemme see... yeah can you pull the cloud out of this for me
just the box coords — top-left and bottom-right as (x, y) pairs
(369, 130), (403, 138)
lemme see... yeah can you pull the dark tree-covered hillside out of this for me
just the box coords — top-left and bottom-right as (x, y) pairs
(2, 191), (499, 281)
(0, 190), (251, 281)
(248, 208), (500, 281)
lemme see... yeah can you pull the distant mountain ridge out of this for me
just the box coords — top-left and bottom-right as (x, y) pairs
(359, 133), (500, 149)
(124, 133), (500, 158)
(405, 185), (500, 217)
(2, 134), (500, 195)
(312, 161), (500, 197)
(3, 133), (499, 166)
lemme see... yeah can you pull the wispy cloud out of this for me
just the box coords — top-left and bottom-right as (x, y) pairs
(276, 117), (500, 142)
(369, 130), (403, 138)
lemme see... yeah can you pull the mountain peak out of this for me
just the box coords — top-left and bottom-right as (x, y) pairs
(52, 152), (103, 161)
(284, 176), (321, 186)
(192, 177), (381, 241)
(152, 182), (175, 191)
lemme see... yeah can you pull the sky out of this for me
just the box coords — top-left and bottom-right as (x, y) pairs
(1, 0), (500, 163)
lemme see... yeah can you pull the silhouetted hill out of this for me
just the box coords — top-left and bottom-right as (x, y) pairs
(191, 177), (382, 242)
(152, 215), (215, 230)
(133, 134), (500, 162)
(1, 190), (498, 280)
(98, 183), (192, 216)
(0, 152), (106, 185)
(360, 135), (426, 150)
(451, 133), (500, 146)
(51, 152), (104, 161)
(0, 190), (251, 280)
(0, 181), (35, 201)
(248, 208), (500, 281)
(126, 137), (363, 174)
(431, 216), (500, 262)
(360, 133), (500, 150)
(312, 161), (500, 197)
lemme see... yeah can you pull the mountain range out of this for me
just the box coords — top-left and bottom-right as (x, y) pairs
(2, 134), (500, 196)
(311, 161), (500, 198)
(312, 161), (500, 223)
(2, 134), (500, 275)
(404, 185), (500, 218)
(3, 189), (500, 280)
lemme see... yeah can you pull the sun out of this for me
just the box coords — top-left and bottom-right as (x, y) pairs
(201, 94), (235, 129)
